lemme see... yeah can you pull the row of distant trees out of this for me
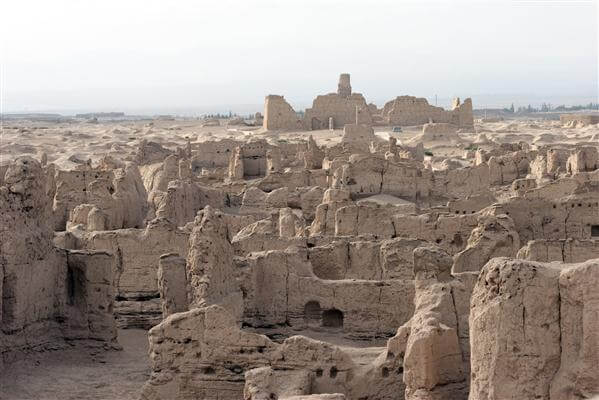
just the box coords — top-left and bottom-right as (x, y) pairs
(503, 102), (599, 114)
(202, 111), (238, 119)
(201, 112), (262, 120)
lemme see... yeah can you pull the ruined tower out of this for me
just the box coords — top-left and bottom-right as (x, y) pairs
(337, 73), (351, 97)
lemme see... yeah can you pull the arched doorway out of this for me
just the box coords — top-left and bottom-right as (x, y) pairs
(322, 308), (343, 328)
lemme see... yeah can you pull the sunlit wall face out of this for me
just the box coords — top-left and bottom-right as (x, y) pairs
(1, 0), (597, 114)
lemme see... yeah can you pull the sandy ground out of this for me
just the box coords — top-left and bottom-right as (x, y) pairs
(0, 329), (150, 400)
(2, 118), (597, 170)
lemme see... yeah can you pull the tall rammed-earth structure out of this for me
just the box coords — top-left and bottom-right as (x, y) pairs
(337, 73), (352, 97)
(263, 73), (474, 131)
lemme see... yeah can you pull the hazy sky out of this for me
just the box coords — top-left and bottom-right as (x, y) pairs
(1, 0), (597, 114)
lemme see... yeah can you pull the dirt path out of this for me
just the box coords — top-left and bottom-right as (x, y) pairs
(0, 329), (150, 400)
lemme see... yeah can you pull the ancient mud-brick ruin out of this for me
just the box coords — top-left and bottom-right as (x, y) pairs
(1, 158), (118, 367)
(1, 74), (599, 400)
(263, 74), (474, 131)
(381, 96), (473, 128)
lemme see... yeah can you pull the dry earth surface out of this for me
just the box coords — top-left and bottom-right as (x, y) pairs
(0, 329), (149, 400)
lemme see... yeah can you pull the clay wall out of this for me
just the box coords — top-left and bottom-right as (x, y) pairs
(304, 93), (372, 130)
(381, 96), (473, 128)
(191, 139), (241, 170)
(1, 158), (117, 363)
(241, 249), (415, 339)
(263, 95), (303, 130)
(517, 239), (599, 263)
(487, 192), (599, 243)
(73, 218), (190, 328)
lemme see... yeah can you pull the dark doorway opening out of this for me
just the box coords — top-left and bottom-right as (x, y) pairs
(322, 309), (343, 328)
